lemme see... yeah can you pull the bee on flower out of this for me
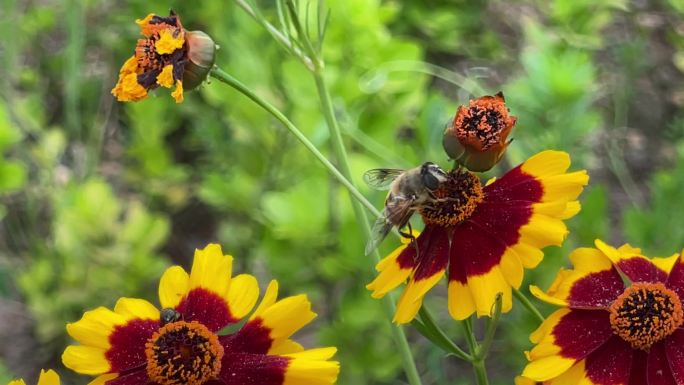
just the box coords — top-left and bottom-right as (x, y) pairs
(62, 244), (339, 385)
(366, 93), (588, 323)
(112, 11), (217, 103)
(523, 240), (684, 384)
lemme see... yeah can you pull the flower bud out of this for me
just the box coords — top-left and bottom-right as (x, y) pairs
(443, 92), (517, 172)
(183, 30), (217, 91)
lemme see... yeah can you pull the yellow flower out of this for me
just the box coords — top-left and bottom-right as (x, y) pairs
(62, 244), (339, 385)
(7, 370), (59, 385)
(367, 150), (588, 323)
(112, 11), (216, 104)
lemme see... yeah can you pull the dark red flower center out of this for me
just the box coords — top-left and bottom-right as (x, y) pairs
(609, 282), (683, 350)
(454, 95), (513, 151)
(419, 169), (483, 226)
(145, 320), (224, 385)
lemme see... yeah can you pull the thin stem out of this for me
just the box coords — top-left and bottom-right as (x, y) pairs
(418, 306), (471, 361)
(479, 294), (502, 359)
(461, 317), (478, 355)
(232, 0), (315, 70)
(209, 67), (380, 219)
(461, 318), (489, 385)
(472, 360), (489, 385)
(513, 287), (545, 324)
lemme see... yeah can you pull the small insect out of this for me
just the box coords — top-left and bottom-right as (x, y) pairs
(364, 162), (449, 255)
(160, 308), (182, 325)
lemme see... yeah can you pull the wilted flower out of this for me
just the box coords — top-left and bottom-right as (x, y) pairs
(112, 11), (216, 103)
(63, 244), (339, 385)
(367, 151), (588, 323)
(8, 370), (59, 385)
(523, 240), (684, 384)
(443, 92), (517, 172)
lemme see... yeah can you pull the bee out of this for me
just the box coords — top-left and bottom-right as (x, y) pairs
(364, 162), (449, 255)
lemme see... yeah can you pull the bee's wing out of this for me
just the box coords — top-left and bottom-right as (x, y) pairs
(363, 169), (404, 190)
(365, 216), (393, 255)
(365, 196), (415, 255)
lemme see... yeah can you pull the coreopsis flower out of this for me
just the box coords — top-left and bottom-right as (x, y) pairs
(523, 240), (684, 384)
(62, 244), (339, 385)
(8, 370), (59, 385)
(442, 92), (517, 172)
(367, 150), (588, 323)
(514, 377), (546, 385)
(112, 11), (216, 103)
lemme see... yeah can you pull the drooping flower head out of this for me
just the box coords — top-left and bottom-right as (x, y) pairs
(367, 151), (588, 323)
(112, 11), (216, 103)
(523, 240), (684, 384)
(62, 244), (339, 385)
(443, 92), (517, 172)
(8, 370), (60, 385)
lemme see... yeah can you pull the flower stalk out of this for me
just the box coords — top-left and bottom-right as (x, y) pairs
(513, 287), (545, 324)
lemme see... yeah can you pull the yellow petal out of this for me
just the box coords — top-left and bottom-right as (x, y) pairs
(259, 294), (316, 341)
(189, 244), (232, 296)
(62, 345), (110, 375)
(87, 374), (118, 385)
(467, 266), (512, 318)
(136, 14), (156, 36)
(268, 339), (305, 355)
(156, 28), (185, 55)
(521, 150), (570, 177)
(448, 280), (477, 320)
(251, 280), (279, 320)
(171, 80), (184, 103)
(226, 274), (260, 319)
(159, 265), (190, 309)
(156, 65), (175, 88)
(113, 298), (159, 320)
(37, 370), (60, 385)
(521, 355), (576, 382)
(394, 270), (445, 324)
(111, 73), (147, 102)
(283, 348), (340, 385)
(66, 307), (127, 349)
(366, 245), (413, 299)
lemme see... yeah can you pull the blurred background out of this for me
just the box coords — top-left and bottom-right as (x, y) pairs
(1, 0), (684, 384)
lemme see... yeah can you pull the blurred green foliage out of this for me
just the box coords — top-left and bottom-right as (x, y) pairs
(1, 0), (684, 384)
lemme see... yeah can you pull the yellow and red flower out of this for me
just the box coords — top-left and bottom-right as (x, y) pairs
(62, 244), (339, 385)
(8, 370), (60, 385)
(367, 150), (588, 323)
(112, 11), (216, 103)
(523, 240), (684, 384)
(443, 92), (517, 172)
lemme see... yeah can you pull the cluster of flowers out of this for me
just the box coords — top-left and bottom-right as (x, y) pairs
(10, 11), (684, 385)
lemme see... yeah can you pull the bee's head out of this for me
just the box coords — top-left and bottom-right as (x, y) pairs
(420, 162), (448, 190)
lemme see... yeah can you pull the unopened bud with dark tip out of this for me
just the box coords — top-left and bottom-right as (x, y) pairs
(182, 30), (217, 90)
(443, 92), (517, 172)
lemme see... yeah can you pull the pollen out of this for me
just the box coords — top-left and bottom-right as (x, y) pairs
(609, 282), (683, 351)
(420, 169), (483, 226)
(453, 94), (514, 151)
(145, 320), (224, 385)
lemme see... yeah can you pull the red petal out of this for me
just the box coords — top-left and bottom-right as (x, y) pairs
(552, 309), (613, 360)
(629, 350), (648, 385)
(566, 269), (625, 308)
(615, 257), (668, 284)
(395, 225), (434, 270)
(175, 287), (238, 332)
(584, 336), (633, 385)
(106, 319), (158, 373)
(667, 258), (684, 301)
(219, 353), (289, 385)
(484, 166), (544, 203)
(220, 318), (273, 355)
(413, 226), (450, 280)
(104, 369), (150, 385)
(665, 329), (684, 383)
(648, 342), (677, 385)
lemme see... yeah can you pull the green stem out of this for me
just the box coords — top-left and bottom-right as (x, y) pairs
(418, 306), (471, 361)
(472, 359), (489, 385)
(513, 287), (545, 324)
(210, 66), (421, 385)
(310, 60), (424, 385)
(209, 67), (380, 219)
(462, 318), (489, 385)
(479, 293), (502, 359)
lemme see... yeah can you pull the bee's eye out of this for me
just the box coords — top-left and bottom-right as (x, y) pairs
(422, 172), (440, 190)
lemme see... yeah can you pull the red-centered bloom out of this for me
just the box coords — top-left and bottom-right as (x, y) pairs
(443, 92), (517, 172)
(112, 11), (216, 103)
(62, 244), (339, 385)
(367, 150), (588, 323)
(522, 240), (684, 384)
(8, 370), (60, 385)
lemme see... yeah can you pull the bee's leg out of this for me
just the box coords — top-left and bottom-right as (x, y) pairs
(399, 222), (419, 259)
